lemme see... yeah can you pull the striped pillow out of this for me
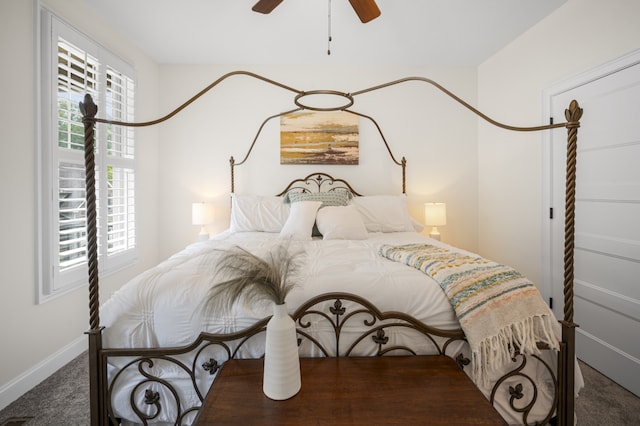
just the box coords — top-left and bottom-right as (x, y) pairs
(285, 190), (351, 206)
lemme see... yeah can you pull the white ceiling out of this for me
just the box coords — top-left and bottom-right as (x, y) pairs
(84, 0), (566, 66)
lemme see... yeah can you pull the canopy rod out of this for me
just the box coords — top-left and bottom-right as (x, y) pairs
(351, 76), (574, 132)
(84, 71), (575, 132)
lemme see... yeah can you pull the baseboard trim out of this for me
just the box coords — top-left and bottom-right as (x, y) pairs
(577, 328), (640, 396)
(0, 335), (87, 411)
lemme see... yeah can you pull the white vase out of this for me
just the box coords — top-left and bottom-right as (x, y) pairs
(263, 302), (301, 400)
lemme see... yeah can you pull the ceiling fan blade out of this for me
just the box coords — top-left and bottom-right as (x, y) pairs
(252, 0), (285, 14)
(348, 0), (381, 23)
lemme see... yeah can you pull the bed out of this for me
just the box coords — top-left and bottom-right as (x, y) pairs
(80, 71), (584, 426)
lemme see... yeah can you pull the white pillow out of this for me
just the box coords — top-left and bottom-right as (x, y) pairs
(316, 205), (368, 240)
(351, 195), (415, 233)
(229, 194), (290, 233)
(279, 201), (323, 241)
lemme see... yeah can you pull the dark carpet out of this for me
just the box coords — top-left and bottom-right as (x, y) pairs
(0, 353), (638, 425)
(0, 353), (89, 426)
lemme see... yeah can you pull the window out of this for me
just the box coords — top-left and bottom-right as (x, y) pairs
(37, 8), (137, 303)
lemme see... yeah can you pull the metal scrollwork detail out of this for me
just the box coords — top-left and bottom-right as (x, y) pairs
(330, 299), (346, 316)
(509, 383), (524, 400)
(144, 389), (160, 405)
(105, 293), (552, 425)
(455, 353), (471, 370)
(202, 358), (219, 375)
(372, 329), (389, 345)
(488, 351), (558, 426)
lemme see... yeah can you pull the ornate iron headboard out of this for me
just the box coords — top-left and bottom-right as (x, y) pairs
(275, 172), (363, 197)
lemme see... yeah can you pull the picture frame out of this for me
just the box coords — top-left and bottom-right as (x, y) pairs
(280, 111), (359, 165)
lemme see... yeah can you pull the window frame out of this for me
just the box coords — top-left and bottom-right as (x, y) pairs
(36, 6), (137, 303)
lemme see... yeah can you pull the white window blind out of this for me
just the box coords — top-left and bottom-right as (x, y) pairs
(105, 65), (136, 258)
(107, 166), (135, 255)
(38, 8), (137, 303)
(58, 161), (87, 272)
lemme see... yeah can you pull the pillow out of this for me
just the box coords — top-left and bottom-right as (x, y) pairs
(230, 194), (290, 233)
(279, 201), (323, 241)
(286, 191), (351, 237)
(316, 205), (368, 240)
(351, 195), (416, 233)
(285, 190), (351, 207)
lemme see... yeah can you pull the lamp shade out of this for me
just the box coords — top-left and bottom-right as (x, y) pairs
(424, 203), (446, 226)
(192, 202), (215, 226)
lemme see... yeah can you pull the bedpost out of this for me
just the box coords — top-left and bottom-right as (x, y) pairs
(80, 94), (106, 426)
(230, 156), (236, 193)
(558, 100), (582, 426)
(401, 156), (407, 194)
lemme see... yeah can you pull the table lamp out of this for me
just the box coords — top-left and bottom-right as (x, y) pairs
(424, 202), (446, 241)
(192, 202), (215, 241)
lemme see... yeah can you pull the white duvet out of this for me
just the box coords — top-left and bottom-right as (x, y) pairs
(101, 230), (579, 425)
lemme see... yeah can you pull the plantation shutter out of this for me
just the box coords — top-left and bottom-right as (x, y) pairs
(56, 39), (98, 276)
(105, 67), (136, 256)
(38, 9), (137, 302)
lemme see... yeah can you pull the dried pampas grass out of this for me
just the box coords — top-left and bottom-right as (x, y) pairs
(202, 241), (304, 315)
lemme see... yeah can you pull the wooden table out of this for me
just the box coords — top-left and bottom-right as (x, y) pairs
(194, 355), (506, 425)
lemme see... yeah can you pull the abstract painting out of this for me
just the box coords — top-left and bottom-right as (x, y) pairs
(280, 111), (359, 165)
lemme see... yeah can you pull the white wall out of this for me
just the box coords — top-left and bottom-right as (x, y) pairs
(156, 65), (479, 260)
(477, 0), (640, 295)
(0, 0), (160, 409)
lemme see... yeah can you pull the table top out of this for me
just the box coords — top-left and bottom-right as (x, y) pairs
(194, 355), (506, 425)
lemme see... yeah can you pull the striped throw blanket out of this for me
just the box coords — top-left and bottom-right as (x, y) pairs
(379, 243), (559, 385)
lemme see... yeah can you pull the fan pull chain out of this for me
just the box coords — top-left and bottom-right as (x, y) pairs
(327, 0), (332, 55)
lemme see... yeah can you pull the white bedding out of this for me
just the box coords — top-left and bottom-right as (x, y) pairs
(102, 230), (580, 425)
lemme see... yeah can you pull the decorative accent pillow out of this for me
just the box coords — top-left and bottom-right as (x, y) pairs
(285, 190), (351, 206)
(351, 195), (416, 233)
(315, 205), (368, 240)
(229, 194), (290, 233)
(285, 191), (352, 237)
(278, 201), (323, 241)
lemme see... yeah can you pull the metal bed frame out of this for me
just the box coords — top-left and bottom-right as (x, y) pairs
(80, 71), (582, 425)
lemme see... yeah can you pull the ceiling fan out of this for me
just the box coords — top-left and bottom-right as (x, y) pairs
(252, 0), (381, 23)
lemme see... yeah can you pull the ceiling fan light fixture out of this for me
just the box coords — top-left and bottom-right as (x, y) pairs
(348, 0), (381, 23)
(252, 0), (285, 14)
(251, 0), (381, 23)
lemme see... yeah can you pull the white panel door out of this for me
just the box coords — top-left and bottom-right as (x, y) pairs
(544, 50), (640, 396)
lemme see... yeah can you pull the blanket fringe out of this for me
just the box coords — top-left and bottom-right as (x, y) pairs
(472, 314), (559, 387)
